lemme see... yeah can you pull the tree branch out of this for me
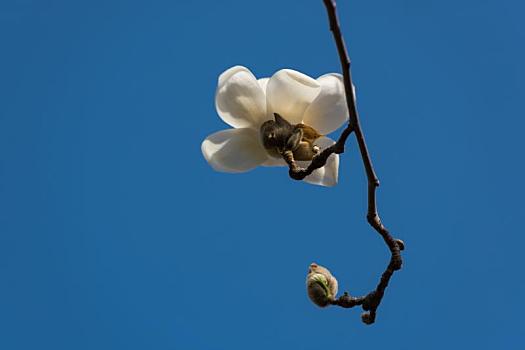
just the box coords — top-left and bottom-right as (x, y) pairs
(290, 0), (405, 325)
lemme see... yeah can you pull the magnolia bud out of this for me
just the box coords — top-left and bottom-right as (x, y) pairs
(306, 263), (338, 307)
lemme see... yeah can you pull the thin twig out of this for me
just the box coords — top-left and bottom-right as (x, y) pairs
(286, 125), (353, 180)
(288, 0), (404, 325)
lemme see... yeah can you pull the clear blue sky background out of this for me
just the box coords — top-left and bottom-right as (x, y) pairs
(1, 0), (524, 349)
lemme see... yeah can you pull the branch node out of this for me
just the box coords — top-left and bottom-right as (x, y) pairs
(362, 291), (381, 311)
(391, 256), (403, 271)
(361, 312), (375, 325)
(366, 213), (382, 229)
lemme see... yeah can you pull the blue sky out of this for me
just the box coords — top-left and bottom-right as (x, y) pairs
(1, 0), (524, 349)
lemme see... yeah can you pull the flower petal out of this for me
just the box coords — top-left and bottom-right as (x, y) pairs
(215, 66), (267, 129)
(302, 73), (350, 135)
(201, 128), (268, 173)
(258, 78), (269, 94)
(266, 69), (321, 125)
(261, 156), (287, 167)
(302, 137), (339, 187)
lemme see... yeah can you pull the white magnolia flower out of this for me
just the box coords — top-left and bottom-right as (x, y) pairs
(201, 65), (350, 187)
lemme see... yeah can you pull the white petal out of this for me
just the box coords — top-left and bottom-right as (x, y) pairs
(261, 156), (287, 167)
(302, 73), (350, 135)
(266, 69), (321, 125)
(215, 66), (267, 129)
(201, 128), (267, 173)
(258, 78), (269, 94)
(303, 137), (339, 187)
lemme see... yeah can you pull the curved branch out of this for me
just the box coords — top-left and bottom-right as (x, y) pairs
(289, 0), (405, 325)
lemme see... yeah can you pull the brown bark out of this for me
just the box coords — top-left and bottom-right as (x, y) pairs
(286, 0), (405, 325)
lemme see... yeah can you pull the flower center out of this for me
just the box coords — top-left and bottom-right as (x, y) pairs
(259, 113), (322, 161)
